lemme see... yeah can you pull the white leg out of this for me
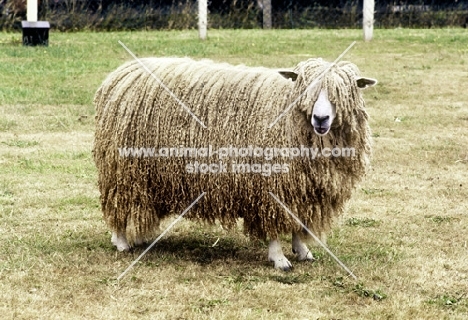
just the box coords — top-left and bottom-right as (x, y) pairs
(292, 231), (315, 262)
(268, 239), (292, 271)
(111, 231), (130, 251)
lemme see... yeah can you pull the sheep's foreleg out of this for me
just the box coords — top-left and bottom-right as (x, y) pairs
(292, 231), (315, 262)
(268, 239), (292, 271)
(111, 231), (130, 251)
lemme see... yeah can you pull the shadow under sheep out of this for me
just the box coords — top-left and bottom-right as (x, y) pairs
(125, 233), (272, 268)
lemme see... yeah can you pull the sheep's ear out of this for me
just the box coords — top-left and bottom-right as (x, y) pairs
(279, 71), (298, 81)
(356, 77), (377, 89)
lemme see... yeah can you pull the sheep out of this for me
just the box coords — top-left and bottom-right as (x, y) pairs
(93, 57), (377, 271)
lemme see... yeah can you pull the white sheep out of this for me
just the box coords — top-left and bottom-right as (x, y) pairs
(94, 57), (376, 270)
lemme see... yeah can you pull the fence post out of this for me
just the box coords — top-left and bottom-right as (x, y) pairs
(198, 0), (207, 40)
(27, 0), (38, 22)
(263, 0), (272, 29)
(363, 0), (374, 41)
(22, 0), (50, 46)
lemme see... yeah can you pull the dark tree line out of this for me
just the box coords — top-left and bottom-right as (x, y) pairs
(1, 0), (466, 30)
(2, 0), (466, 15)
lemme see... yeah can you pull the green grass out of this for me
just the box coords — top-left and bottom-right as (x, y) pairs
(1, 29), (468, 319)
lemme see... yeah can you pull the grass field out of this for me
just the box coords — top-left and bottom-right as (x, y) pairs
(0, 29), (467, 319)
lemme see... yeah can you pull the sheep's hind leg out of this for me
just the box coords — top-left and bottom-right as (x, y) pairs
(268, 239), (293, 271)
(292, 231), (315, 262)
(111, 231), (130, 251)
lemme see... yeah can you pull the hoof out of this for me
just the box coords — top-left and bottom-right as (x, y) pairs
(268, 239), (293, 271)
(115, 242), (130, 252)
(111, 232), (130, 251)
(292, 233), (315, 262)
(279, 262), (293, 272)
(299, 251), (315, 262)
(270, 257), (293, 271)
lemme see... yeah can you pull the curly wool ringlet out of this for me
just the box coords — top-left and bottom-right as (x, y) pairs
(93, 57), (372, 244)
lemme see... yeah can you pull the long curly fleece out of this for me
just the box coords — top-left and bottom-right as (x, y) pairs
(93, 57), (371, 243)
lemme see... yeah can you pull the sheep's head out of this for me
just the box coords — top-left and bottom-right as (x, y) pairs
(279, 59), (377, 136)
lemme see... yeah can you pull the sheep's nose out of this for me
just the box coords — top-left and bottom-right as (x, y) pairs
(313, 115), (330, 126)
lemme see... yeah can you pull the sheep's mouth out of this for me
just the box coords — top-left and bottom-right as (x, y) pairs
(314, 126), (330, 136)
